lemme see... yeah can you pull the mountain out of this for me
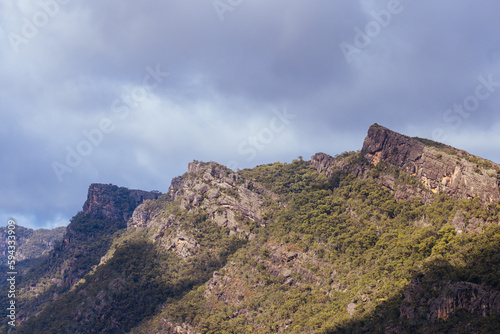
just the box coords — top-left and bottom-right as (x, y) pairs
(0, 184), (161, 332)
(5, 124), (500, 334)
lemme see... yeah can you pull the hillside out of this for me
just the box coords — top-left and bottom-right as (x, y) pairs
(6, 124), (500, 334)
(0, 184), (160, 332)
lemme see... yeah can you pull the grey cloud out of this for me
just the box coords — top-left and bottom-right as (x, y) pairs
(1, 0), (500, 228)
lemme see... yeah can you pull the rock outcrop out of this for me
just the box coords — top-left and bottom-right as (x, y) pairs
(130, 161), (278, 244)
(360, 124), (500, 203)
(83, 183), (161, 221)
(311, 151), (366, 178)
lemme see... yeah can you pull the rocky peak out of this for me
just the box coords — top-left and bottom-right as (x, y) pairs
(130, 160), (278, 251)
(361, 124), (500, 204)
(311, 151), (366, 178)
(361, 124), (425, 167)
(310, 153), (337, 177)
(83, 183), (161, 221)
(167, 161), (232, 198)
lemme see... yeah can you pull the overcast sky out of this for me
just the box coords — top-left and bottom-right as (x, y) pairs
(1, 0), (500, 229)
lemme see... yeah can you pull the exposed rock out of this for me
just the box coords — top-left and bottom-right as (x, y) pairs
(204, 241), (337, 312)
(311, 152), (337, 177)
(311, 151), (366, 178)
(313, 125), (500, 205)
(361, 124), (500, 204)
(450, 211), (489, 234)
(125, 161), (279, 261)
(347, 302), (357, 315)
(83, 183), (161, 221)
(164, 234), (200, 258)
(167, 161), (279, 237)
(128, 203), (174, 231)
(311, 151), (434, 203)
(155, 321), (198, 334)
(362, 124), (425, 168)
(451, 211), (466, 234)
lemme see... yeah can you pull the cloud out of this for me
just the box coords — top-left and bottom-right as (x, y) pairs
(1, 0), (500, 229)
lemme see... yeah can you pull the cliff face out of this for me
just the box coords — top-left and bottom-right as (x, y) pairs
(83, 183), (161, 221)
(361, 124), (425, 167)
(62, 183), (161, 256)
(13, 184), (162, 325)
(60, 184), (162, 276)
(361, 124), (500, 204)
(128, 161), (278, 258)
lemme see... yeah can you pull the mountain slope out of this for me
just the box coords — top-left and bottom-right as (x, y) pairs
(9, 124), (500, 334)
(133, 155), (500, 333)
(0, 184), (160, 332)
(16, 162), (270, 333)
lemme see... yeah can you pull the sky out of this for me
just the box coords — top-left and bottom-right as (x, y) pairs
(1, 0), (500, 229)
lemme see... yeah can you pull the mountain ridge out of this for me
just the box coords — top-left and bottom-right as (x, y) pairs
(6, 124), (500, 334)
(1, 184), (162, 329)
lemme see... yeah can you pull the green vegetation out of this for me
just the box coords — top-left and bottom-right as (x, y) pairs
(8, 157), (500, 334)
(414, 136), (499, 172)
(413, 137), (457, 156)
(143, 159), (500, 333)
(15, 195), (247, 334)
(467, 155), (497, 170)
(0, 212), (130, 333)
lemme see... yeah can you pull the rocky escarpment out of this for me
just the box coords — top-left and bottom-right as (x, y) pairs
(311, 150), (435, 203)
(311, 151), (366, 179)
(361, 124), (500, 204)
(83, 183), (161, 221)
(129, 161), (279, 255)
(13, 184), (162, 325)
(62, 184), (161, 255)
(174, 161), (277, 232)
(204, 241), (337, 304)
